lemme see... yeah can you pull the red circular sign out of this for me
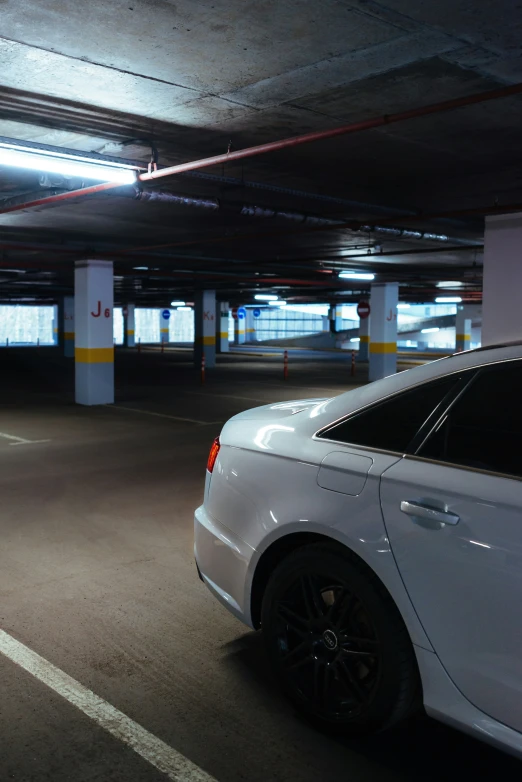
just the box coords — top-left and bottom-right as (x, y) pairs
(231, 307), (238, 320)
(122, 306), (128, 317)
(357, 301), (371, 319)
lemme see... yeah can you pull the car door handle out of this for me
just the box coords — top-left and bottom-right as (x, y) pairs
(400, 500), (460, 526)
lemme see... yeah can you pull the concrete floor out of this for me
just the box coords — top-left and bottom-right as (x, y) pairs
(0, 347), (520, 781)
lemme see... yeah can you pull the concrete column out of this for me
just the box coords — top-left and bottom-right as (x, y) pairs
(53, 304), (59, 346)
(329, 304), (343, 333)
(483, 213), (522, 345)
(75, 261), (114, 406)
(63, 295), (75, 358)
(194, 290), (216, 368)
(245, 309), (256, 342)
(124, 304), (135, 348)
(159, 309), (170, 344)
(455, 306), (471, 352)
(369, 283), (398, 381)
(235, 314), (246, 344)
(358, 313), (370, 361)
(322, 315), (330, 332)
(218, 302), (229, 353)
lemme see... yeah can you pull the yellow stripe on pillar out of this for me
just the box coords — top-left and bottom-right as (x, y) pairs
(359, 335), (370, 344)
(370, 342), (396, 354)
(196, 335), (216, 345)
(64, 332), (75, 340)
(75, 347), (114, 364)
(220, 331), (229, 339)
(126, 329), (135, 336)
(246, 328), (255, 333)
(456, 334), (471, 340)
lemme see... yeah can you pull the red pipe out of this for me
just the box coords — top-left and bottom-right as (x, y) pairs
(1, 81), (522, 217)
(139, 82), (522, 183)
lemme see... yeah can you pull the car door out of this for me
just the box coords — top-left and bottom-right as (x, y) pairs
(380, 359), (522, 732)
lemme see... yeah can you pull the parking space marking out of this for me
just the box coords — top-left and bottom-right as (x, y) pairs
(185, 391), (269, 404)
(107, 405), (222, 426)
(0, 431), (51, 446)
(0, 630), (217, 782)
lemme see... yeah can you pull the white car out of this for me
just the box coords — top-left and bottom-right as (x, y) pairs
(194, 343), (522, 756)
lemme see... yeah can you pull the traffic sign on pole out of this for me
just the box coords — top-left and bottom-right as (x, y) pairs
(237, 307), (246, 320)
(231, 307), (238, 320)
(357, 301), (371, 319)
(162, 309), (171, 320)
(253, 308), (261, 318)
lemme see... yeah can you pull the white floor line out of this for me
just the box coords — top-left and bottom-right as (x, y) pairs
(185, 391), (269, 404)
(0, 431), (51, 446)
(0, 630), (216, 782)
(107, 405), (221, 426)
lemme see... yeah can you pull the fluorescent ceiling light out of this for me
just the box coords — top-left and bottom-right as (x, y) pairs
(350, 337), (360, 342)
(133, 266), (148, 270)
(339, 271), (375, 281)
(269, 300), (287, 306)
(421, 327), (440, 333)
(170, 300), (185, 307)
(0, 146), (136, 184)
(254, 294), (279, 301)
(435, 296), (462, 303)
(436, 280), (463, 289)
(177, 306), (192, 311)
(397, 303), (411, 309)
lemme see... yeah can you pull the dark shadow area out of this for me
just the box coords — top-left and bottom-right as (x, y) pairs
(223, 631), (522, 781)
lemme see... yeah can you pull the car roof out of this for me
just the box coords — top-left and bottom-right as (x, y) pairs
(305, 342), (522, 433)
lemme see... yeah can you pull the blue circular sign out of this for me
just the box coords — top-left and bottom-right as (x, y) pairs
(253, 308), (261, 318)
(162, 309), (171, 320)
(237, 307), (246, 320)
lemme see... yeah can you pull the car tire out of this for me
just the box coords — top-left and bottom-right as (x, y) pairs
(261, 542), (421, 736)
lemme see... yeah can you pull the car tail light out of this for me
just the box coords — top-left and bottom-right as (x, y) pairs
(207, 437), (220, 473)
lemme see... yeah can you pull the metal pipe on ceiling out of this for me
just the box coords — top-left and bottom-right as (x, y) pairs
(0, 80), (522, 217)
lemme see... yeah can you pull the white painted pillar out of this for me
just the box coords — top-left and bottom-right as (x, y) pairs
(194, 290), (216, 368)
(358, 311), (370, 361)
(236, 313), (246, 344)
(63, 296), (75, 358)
(75, 261), (114, 405)
(455, 306), (472, 352)
(124, 304), (135, 348)
(159, 309), (170, 344)
(218, 302), (229, 353)
(369, 283), (398, 381)
(483, 213), (522, 345)
(245, 309), (256, 342)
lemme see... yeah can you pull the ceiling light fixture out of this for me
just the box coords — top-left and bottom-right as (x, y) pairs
(339, 271), (375, 281)
(435, 296), (462, 303)
(177, 306), (192, 311)
(421, 327), (440, 333)
(254, 294), (279, 301)
(133, 266), (148, 270)
(0, 143), (137, 184)
(170, 300), (185, 307)
(269, 300), (287, 306)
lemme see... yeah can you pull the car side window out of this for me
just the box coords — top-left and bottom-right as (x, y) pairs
(418, 361), (522, 478)
(317, 376), (460, 453)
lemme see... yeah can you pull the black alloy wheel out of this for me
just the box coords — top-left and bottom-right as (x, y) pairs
(261, 543), (420, 736)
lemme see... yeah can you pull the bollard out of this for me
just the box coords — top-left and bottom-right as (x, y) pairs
(351, 349), (356, 377)
(201, 354), (206, 385)
(283, 350), (288, 380)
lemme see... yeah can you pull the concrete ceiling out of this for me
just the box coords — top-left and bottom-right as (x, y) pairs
(0, 0), (520, 305)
